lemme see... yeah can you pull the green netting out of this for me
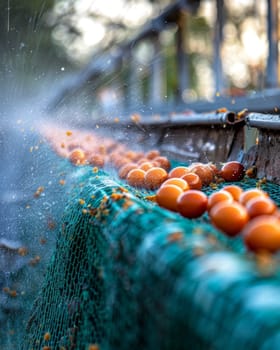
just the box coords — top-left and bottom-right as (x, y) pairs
(22, 162), (280, 350)
(0, 133), (76, 349)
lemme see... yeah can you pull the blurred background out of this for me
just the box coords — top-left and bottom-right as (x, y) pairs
(0, 0), (276, 122)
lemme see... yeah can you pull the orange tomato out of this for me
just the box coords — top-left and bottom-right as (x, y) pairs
(168, 166), (190, 179)
(189, 164), (214, 185)
(222, 184), (243, 201)
(144, 167), (168, 190)
(239, 188), (268, 206)
(87, 154), (105, 167)
(242, 215), (280, 253)
(153, 156), (171, 171)
(181, 172), (202, 190)
(162, 178), (189, 191)
(207, 163), (219, 175)
(220, 161), (245, 181)
(126, 168), (146, 187)
(207, 190), (233, 212)
(113, 156), (130, 169)
(69, 148), (86, 165)
(139, 162), (154, 171)
(245, 196), (277, 218)
(125, 150), (139, 161)
(133, 152), (145, 162)
(67, 142), (80, 151)
(177, 190), (208, 218)
(156, 184), (183, 211)
(209, 201), (249, 237)
(274, 209), (280, 220)
(118, 163), (138, 179)
(146, 150), (160, 160)
(137, 158), (150, 165)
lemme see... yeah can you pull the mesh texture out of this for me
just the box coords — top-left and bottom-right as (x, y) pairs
(22, 161), (280, 350)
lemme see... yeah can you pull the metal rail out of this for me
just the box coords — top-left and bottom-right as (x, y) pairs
(246, 113), (280, 130)
(46, 0), (280, 118)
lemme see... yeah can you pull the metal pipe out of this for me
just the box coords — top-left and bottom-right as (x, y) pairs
(245, 113), (280, 130)
(165, 111), (241, 126)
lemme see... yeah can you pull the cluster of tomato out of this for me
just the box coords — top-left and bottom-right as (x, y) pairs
(41, 124), (170, 172)
(41, 125), (280, 254)
(153, 164), (280, 254)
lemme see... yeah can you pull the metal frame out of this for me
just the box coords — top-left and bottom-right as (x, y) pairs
(47, 0), (280, 119)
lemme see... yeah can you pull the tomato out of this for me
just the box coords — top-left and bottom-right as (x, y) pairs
(156, 184), (183, 211)
(222, 184), (243, 201)
(207, 163), (219, 175)
(177, 190), (208, 218)
(112, 156), (130, 169)
(189, 164), (214, 185)
(220, 161), (245, 181)
(87, 154), (105, 167)
(181, 172), (202, 190)
(137, 158), (150, 165)
(146, 149), (160, 160)
(153, 156), (171, 171)
(207, 190), (233, 212)
(242, 215), (280, 253)
(245, 196), (277, 218)
(162, 177), (189, 191)
(125, 150), (139, 161)
(118, 162), (138, 179)
(209, 201), (249, 237)
(168, 166), (190, 179)
(239, 188), (268, 206)
(139, 162), (154, 171)
(69, 148), (86, 165)
(274, 209), (280, 220)
(144, 167), (168, 190)
(126, 168), (146, 187)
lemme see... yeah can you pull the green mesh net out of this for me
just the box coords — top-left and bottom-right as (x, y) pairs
(21, 158), (280, 350)
(0, 133), (76, 349)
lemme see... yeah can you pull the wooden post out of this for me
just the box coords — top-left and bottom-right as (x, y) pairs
(127, 51), (142, 110)
(149, 34), (163, 107)
(214, 0), (224, 94)
(266, 0), (279, 88)
(176, 10), (189, 102)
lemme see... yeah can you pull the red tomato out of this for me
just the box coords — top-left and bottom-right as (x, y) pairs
(220, 161), (245, 181)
